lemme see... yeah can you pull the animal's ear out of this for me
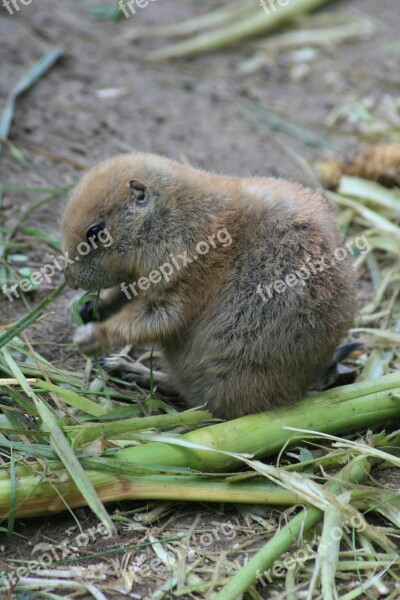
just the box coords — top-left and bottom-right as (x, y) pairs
(128, 179), (147, 205)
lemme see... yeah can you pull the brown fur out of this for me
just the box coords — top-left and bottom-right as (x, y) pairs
(62, 152), (356, 419)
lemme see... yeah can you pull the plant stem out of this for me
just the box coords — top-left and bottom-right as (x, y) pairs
(0, 474), (299, 518)
(0, 282), (66, 349)
(150, 0), (256, 38)
(1, 373), (399, 518)
(148, 0), (334, 61)
(214, 457), (371, 600)
(117, 374), (400, 471)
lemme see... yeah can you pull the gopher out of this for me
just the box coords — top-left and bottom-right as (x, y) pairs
(62, 152), (356, 419)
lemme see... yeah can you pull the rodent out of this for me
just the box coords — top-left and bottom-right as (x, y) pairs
(62, 152), (356, 419)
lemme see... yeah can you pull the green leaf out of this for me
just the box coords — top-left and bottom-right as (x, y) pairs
(0, 283), (66, 349)
(35, 380), (108, 418)
(339, 176), (400, 212)
(7, 254), (28, 264)
(1, 348), (116, 534)
(71, 293), (100, 326)
(7, 449), (16, 535)
(0, 44), (65, 154)
(19, 226), (62, 251)
(86, 4), (124, 20)
(17, 267), (33, 278)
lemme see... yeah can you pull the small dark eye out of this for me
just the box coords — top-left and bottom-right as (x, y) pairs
(86, 223), (104, 242)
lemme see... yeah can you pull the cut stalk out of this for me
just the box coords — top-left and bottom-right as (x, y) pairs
(0, 373), (399, 518)
(148, 0), (335, 61)
(0, 474), (299, 518)
(66, 409), (213, 446)
(117, 374), (400, 472)
(150, 1), (256, 38)
(214, 457), (371, 600)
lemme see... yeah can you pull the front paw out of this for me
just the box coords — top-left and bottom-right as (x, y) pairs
(74, 323), (109, 356)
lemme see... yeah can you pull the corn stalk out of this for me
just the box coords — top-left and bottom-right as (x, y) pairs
(148, 0), (335, 61)
(1, 371), (399, 519)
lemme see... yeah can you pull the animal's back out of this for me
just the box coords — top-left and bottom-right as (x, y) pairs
(162, 178), (356, 419)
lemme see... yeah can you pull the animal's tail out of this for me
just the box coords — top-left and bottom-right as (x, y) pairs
(314, 342), (362, 391)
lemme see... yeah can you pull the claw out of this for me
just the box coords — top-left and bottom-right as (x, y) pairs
(98, 355), (108, 368)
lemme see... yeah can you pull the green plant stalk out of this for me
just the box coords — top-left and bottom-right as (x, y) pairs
(0, 44), (65, 155)
(0, 474), (300, 518)
(148, 0), (334, 61)
(1, 347), (115, 531)
(214, 457), (371, 600)
(1, 374), (399, 518)
(0, 282), (66, 349)
(151, 0), (256, 38)
(66, 409), (213, 446)
(117, 374), (400, 472)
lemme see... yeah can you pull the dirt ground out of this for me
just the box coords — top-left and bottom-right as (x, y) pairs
(1, 0), (400, 354)
(1, 0), (400, 598)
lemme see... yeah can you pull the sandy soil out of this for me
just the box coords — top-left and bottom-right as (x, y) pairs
(1, 0), (399, 598)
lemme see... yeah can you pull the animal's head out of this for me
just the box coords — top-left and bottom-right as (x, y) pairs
(62, 153), (200, 291)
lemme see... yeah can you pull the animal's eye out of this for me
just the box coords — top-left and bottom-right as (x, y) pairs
(86, 223), (104, 242)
